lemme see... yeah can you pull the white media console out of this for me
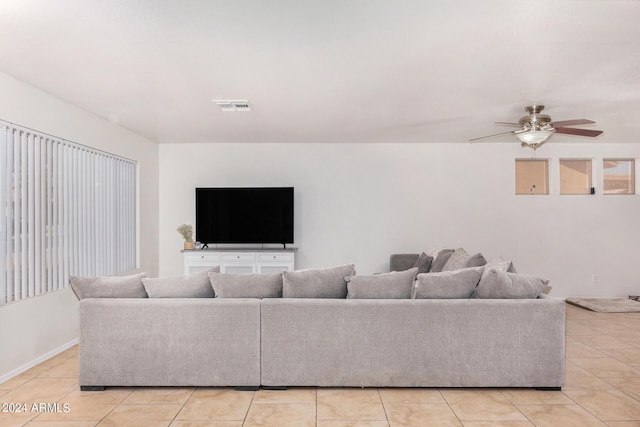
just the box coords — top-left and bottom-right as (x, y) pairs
(182, 248), (297, 275)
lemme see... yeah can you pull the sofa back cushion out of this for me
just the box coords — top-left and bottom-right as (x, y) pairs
(282, 264), (355, 298)
(347, 268), (418, 299)
(142, 267), (220, 298)
(209, 272), (283, 298)
(414, 267), (483, 299)
(475, 268), (548, 299)
(70, 272), (148, 300)
(389, 254), (420, 272)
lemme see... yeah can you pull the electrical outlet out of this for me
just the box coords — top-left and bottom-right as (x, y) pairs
(592, 274), (597, 282)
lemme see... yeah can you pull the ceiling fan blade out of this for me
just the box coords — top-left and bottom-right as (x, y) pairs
(494, 122), (521, 127)
(469, 130), (515, 142)
(554, 127), (603, 137)
(551, 119), (595, 127)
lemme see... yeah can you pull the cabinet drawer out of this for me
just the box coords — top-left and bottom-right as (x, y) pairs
(258, 253), (292, 262)
(184, 253), (220, 263)
(222, 253), (256, 262)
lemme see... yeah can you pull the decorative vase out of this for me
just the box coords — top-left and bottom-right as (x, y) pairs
(184, 241), (195, 250)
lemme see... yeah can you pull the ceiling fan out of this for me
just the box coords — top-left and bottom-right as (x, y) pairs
(470, 105), (603, 150)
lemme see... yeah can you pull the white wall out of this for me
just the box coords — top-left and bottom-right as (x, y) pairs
(159, 142), (639, 298)
(0, 71), (159, 380)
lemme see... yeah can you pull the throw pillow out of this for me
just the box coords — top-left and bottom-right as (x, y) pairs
(430, 249), (454, 272)
(485, 255), (517, 272)
(69, 272), (148, 300)
(346, 268), (418, 299)
(414, 267), (484, 299)
(463, 252), (487, 268)
(208, 271), (283, 298)
(282, 264), (355, 298)
(426, 247), (446, 258)
(412, 252), (433, 274)
(442, 248), (471, 271)
(475, 268), (549, 299)
(142, 266), (220, 298)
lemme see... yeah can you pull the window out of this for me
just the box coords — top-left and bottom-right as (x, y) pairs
(515, 159), (548, 195)
(0, 121), (137, 305)
(603, 159), (635, 195)
(560, 159), (592, 195)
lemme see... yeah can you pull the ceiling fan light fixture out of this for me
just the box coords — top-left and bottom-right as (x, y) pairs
(516, 130), (553, 149)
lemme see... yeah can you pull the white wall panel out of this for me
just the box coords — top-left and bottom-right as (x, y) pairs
(0, 70), (158, 382)
(159, 142), (640, 298)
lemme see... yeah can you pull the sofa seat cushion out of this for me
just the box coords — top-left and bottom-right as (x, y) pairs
(209, 271), (283, 298)
(414, 267), (483, 299)
(70, 272), (148, 300)
(142, 267), (219, 298)
(475, 268), (549, 299)
(347, 268), (418, 299)
(282, 264), (355, 298)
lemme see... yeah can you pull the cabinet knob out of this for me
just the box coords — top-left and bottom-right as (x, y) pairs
(237, 256), (240, 259)
(273, 256), (276, 259)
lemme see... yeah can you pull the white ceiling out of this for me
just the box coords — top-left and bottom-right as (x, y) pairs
(0, 0), (639, 144)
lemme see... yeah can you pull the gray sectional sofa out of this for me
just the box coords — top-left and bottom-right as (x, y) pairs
(75, 251), (566, 391)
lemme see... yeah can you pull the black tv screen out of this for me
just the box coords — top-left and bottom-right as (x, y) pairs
(195, 187), (294, 245)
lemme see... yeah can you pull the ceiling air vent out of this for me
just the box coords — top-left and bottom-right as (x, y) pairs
(213, 99), (251, 112)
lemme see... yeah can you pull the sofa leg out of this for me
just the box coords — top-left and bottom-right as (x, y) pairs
(535, 387), (561, 391)
(234, 386), (259, 391)
(263, 386), (288, 390)
(80, 386), (105, 391)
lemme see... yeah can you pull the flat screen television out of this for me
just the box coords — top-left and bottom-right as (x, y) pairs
(195, 187), (294, 245)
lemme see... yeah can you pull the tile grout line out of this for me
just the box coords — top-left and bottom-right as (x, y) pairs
(167, 386), (196, 426)
(376, 387), (390, 427)
(242, 387), (257, 426)
(94, 387), (136, 425)
(440, 388), (465, 427)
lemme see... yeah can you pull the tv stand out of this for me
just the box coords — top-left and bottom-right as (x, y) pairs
(201, 243), (209, 249)
(182, 247), (297, 275)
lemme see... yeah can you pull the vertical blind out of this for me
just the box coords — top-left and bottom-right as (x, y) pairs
(0, 120), (137, 305)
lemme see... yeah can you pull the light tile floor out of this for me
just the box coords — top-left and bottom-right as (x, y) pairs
(1, 303), (640, 426)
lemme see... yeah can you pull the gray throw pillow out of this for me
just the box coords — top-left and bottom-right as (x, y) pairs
(414, 267), (483, 299)
(475, 257), (515, 297)
(475, 268), (549, 299)
(347, 268), (418, 299)
(282, 264), (355, 298)
(142, 266), (220, 298)
(479, 256), (517, 282)
(208, 271), (283, 298)
(430, 249), (454, 272)
(69, 272), (148, 300)
(442, 248), (471, 271)
(463, 252), (487, 268)
(412, 253), (433, 274)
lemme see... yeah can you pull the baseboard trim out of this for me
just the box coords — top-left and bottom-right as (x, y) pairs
(0, 338), (79, 384)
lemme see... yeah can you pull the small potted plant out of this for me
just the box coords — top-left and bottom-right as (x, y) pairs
(177, 224), (195, 250)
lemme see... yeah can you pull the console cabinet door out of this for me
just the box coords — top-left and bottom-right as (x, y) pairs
(184, 253), (220, 274)
(220, 263), (256, 274)
(256, 263), (292, 274)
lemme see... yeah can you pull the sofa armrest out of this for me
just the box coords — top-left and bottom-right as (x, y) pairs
(390, 254), (419, 272)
